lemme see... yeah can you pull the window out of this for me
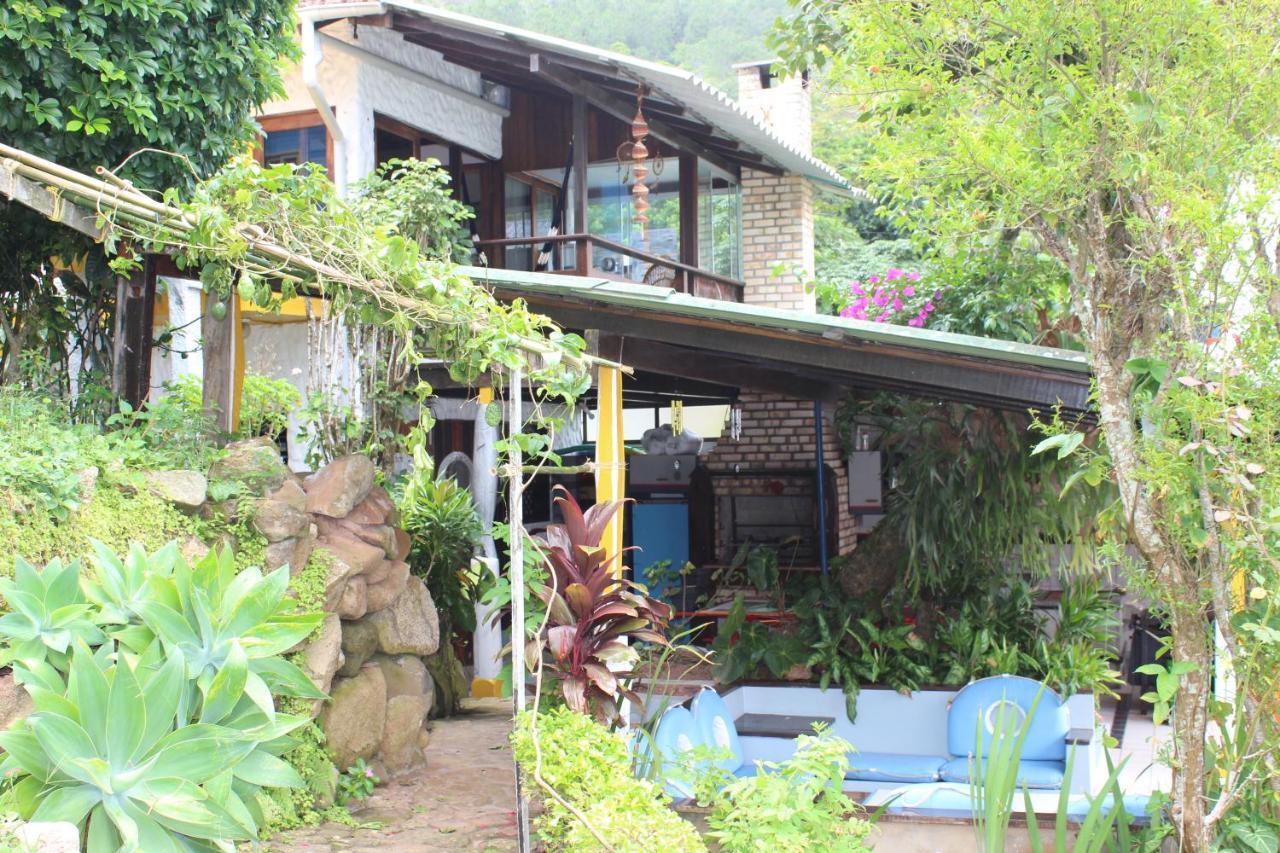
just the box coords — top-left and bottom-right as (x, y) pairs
(586, 157), (680, 280)
(502, 171), (570, 271)
(697, 161), (741, 280)
(262, 125), (327, 169)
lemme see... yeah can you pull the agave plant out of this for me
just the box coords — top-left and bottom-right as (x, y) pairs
(0, 640), (304, 852)
(0, 542), (326, 849)
(132, 546), (325, 725)
(0, 556), (104, 691)
(530, 486), (671, 721)
(81, 540), (183, 655)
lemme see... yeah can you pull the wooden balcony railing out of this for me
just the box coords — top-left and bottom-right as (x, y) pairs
(472, 232), (744, 302)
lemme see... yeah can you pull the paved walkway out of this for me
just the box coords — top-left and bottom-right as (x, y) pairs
(266, 699), (520, 852)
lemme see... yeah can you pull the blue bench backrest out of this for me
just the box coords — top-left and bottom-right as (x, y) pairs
(947, 675), (1070, 761)
(691, 688), (745, 773)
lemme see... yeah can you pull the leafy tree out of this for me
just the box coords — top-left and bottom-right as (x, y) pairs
(437, 0), (789, 88)
(776, 1), (1280, 848)
(0, 0), (297, 397)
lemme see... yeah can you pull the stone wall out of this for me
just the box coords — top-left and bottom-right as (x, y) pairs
(157, 438), (441, 781)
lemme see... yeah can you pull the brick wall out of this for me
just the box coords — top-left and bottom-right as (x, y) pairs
(740, 171), (815, 312)
(702, 392), (858, 563)
(735, 61), (816, 313)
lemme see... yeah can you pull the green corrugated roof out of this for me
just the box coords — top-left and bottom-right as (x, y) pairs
(461, 266), (1090, 374)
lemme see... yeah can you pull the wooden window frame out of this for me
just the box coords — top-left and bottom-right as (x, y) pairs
(255, 110), (335, 174)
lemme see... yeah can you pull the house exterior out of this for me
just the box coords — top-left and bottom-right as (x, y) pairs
(119, 3), (1088, 595)
(236, 1), (864, 556)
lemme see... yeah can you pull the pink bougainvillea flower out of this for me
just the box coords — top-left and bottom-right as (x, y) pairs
(933, 291), (942, 300)
(873, 290), (888, 306)
(892, 298), (904, 310)
(850, 281), (864, 295)
(908, 317), (923, 327)
(907, 271), (922, 281)
(876, 311), (891, 322)
(924, 301), (935, 312)
(852, 297), (868, 311)
(902, 286), (916, 297)
(886, 268), (903, 280)
(868, 274), (881, 284)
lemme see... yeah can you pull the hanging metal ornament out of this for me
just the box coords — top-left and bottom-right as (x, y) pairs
(616, 86), (663, 241)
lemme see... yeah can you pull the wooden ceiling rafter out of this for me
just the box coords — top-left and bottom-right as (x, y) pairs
(528, 55), (749, 177)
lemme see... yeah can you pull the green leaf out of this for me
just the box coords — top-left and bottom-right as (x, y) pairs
(199, 640), (247, 724)
(31, 783), (101, 825)
(231, 749), (304, 788)
(106, 656), (146, 769)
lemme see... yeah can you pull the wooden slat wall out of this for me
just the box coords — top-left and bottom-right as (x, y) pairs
(501, 90), (634, 173)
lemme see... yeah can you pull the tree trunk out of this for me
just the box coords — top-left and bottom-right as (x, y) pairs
(1091, 346), (1211, 850)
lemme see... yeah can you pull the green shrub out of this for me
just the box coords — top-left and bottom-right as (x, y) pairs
(510, 707), (705, 852)
(0, 487), (196, 585)
(164, 373), (301, 440)
(0, 542), (327, 849)
(705, 727), (873, 853)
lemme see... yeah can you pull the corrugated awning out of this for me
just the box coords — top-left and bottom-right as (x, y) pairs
(463, 265), (1093, 417)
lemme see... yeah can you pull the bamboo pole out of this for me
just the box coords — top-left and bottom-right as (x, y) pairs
(0, 142), (634, 375)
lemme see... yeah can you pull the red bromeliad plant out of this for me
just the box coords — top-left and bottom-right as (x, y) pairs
(529, 486), (672, 721)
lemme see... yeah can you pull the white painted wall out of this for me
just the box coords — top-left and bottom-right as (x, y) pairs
(261, 20), (503, 187)
(150, 277), (205, 395)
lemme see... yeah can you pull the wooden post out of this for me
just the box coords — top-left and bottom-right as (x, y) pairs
(112, 255), (157, 408)
(679, 153), (699, 283)
(202, 292), (235, 435)
(573, 95), (590, 273)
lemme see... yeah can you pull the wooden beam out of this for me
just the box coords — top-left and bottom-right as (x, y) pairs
(202, 292), (235, 436)
(0, 166), (104, 240)
(617, 337), (842, 403)
(112, 256), (157, 408)
(679, 154), (698, 270)
(529, 55), (743, 178)
(572, 95), (590, 272)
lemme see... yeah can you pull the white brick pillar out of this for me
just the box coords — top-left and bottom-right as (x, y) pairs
(735, 61), (815, 312)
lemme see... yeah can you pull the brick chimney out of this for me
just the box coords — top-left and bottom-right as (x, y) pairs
(734, 60), (816, 313)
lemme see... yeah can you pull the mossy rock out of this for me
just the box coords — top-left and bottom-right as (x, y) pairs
(208, 437), (288, 494)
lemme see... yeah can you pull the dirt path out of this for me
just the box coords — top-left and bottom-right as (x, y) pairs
(266, 698), (520, 852)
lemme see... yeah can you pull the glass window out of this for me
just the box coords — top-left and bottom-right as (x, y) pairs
(503, 171), (572, 271)
(263, 125), (327, 169)
(698, 160), (741, 279)
(587, 158), (680, 281)
(504, 177), (533, 272)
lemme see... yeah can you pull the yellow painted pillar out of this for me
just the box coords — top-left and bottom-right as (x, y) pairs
(594, 366), (625, 575)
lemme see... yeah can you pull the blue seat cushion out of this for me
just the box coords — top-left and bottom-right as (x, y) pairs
(947, 675), (1070, 761)
(653, 706), (703, 798)
(846, 752), (948, 783)
(691, 688), (745, 773)
(939, 757), (1066, 789)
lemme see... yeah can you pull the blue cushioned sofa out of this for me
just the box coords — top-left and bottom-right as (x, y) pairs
(654, 676), (1104, 796)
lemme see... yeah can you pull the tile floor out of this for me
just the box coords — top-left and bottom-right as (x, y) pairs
(1098, 694), (1172, 795)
